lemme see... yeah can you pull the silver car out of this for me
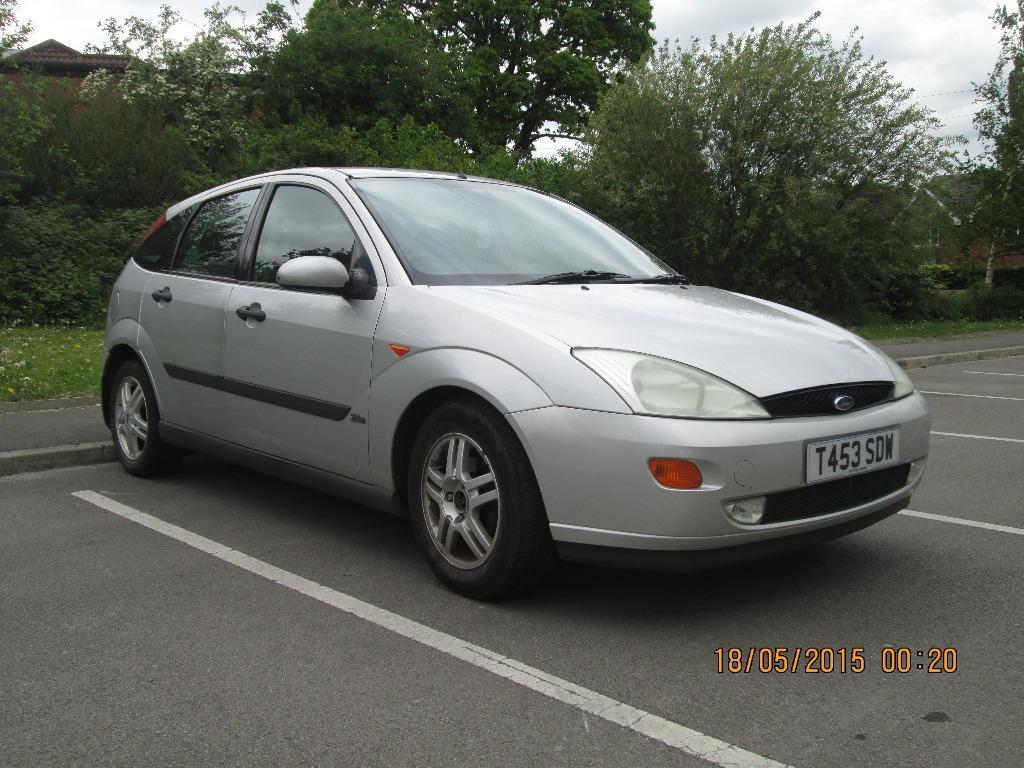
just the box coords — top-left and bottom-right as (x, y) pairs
(103, 168), (930, 598)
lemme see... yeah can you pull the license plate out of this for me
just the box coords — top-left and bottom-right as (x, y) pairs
(806, 429), (900, 484)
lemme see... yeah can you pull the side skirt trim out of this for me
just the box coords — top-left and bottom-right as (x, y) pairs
(159, 423), (400, 516)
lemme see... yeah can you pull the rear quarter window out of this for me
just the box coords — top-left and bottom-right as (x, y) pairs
(134, 211), (188, 271)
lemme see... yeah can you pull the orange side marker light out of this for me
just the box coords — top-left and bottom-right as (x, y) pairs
(389, 343), (412, 357)
(648, 458), (703, 489)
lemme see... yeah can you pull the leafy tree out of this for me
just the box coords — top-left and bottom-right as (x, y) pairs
(0, 0), (44, 204)
(0, 0), (29, 54)
(91, 2), (292, 171)
(257, 3), (467, 137)
(14, 76), (208, 208)
(329, 0), (654, 155)
(584, 16), (952, 319)
(973, 1), (1024, 290)
(0, 83), (44, 204)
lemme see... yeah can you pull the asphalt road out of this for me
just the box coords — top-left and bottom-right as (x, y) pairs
(2, 356), (1022, 768)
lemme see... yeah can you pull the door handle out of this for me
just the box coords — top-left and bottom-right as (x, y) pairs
(151, 286), (172, 303)
(235, 302), (266, 322)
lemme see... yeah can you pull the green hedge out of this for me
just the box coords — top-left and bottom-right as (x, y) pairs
(0, 204), (156, 326)
(995, 267), (1024, 290)
(920, 262), (1024, 291)
(911, 286), (1024, 321)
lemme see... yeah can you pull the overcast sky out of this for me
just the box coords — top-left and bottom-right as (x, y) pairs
(16, 0), (1000, 157)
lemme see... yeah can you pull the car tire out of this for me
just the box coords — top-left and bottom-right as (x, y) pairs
(407, 398), (556, 599)
(109, 359), (180, 477)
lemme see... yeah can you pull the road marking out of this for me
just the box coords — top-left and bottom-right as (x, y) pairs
(900, 509), (1024, 536)
(962, 370), (1024, 377)
(920, 390), (1024, 401)
(931, 431), (1024, 444)
(71, 490), (790, 768)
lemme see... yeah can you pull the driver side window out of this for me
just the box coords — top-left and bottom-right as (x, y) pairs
(253, 185), (357, 284)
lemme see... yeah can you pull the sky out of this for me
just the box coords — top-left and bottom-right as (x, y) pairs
(14, 0), (1001, 157)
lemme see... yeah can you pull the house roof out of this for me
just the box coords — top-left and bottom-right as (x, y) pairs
(2, 39), (128, 73)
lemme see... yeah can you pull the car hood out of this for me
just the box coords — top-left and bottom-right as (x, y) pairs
(432, 284), (892, 397)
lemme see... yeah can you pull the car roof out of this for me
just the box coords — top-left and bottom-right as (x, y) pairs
(332, 167), (478, 180)
(165, 167), (514, 218)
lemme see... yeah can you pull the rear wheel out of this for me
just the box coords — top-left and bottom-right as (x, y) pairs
(408, 398), (556, 599)
(109, 359), (179, 476)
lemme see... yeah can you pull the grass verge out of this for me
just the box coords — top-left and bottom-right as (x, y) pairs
(849, 319), (1024, 342)
(0, 327), (104, 402)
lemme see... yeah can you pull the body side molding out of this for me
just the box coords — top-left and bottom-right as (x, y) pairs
(164, 363), (350, 421)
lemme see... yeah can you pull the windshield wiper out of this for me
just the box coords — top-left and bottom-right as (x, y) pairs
(516, 269), (632, 285)
(611, 274), (690, 285)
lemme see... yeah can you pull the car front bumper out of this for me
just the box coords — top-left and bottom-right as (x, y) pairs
(507, 392), (930, 560)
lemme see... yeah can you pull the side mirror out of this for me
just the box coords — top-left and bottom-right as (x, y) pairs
(276, 256), (349, 291)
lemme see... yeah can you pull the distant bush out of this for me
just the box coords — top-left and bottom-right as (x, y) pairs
(0, 204), (154, 326)
(919, 260), (987, 291)
(968, 285), (1024, 320)
(994, 266), (1024, 291)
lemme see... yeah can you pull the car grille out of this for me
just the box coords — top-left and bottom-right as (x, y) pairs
(760, 382), (894, 418)
(761, 464), (911, 524)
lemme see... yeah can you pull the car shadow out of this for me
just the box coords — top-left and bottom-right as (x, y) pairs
(163, 454), (923, 629)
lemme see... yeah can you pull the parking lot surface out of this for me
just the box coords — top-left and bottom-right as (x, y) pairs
(2, 356), (1022, 767)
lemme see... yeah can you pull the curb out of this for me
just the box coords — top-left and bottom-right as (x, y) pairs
(893, 345), (1024, 370)
(0, 442), (116, 478)
(0, 396), (101, 414)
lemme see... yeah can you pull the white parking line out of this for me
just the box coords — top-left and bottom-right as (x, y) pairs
(920, 390), (1024, 401)
(71, 490), (791, 768)
(900, 509), (1024, 536)
(931, 431), (1024, 444)
(962, 370), (1024, 377)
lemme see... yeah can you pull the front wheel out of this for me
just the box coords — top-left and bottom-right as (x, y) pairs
(407, 399), (556, 599)
(109, 359), (179, 476)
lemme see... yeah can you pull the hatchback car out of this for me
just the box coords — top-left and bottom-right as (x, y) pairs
(103, 168), (930, 598)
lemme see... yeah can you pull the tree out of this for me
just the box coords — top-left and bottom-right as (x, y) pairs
(584, 16), (952, 319)
(10, 73), (211, 208)
(0, 0), (29, 54)
(0, 0), (44, 204)
(973, 1), (1024, 291)
(327, 0), (654, 155)
(257, 3), (465, 136)
(91, 2), (292, 171)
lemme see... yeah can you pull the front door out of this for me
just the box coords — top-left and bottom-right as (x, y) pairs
(139, 186), (262, 435)
(220, 181), (383, 482)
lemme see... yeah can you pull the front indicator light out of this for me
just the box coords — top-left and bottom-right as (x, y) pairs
(648, 458), (703, 489)
(724, 496), (766, 525)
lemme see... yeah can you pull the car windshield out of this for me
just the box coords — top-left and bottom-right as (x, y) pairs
(350, 177), (673, 285)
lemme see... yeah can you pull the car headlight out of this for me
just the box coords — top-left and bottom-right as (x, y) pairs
(572, 349), (770, 419)
(880, 352), (915, 400)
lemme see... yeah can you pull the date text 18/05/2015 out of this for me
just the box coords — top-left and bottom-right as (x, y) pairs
(713, 647), (958, 674)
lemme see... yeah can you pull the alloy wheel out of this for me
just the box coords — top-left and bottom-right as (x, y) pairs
(114, 375), (148, 460)
(421, 432), (501, 569)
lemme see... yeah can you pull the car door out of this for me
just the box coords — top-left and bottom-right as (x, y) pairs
(219, 180), (384, 482)
(139, 186), (263, 436)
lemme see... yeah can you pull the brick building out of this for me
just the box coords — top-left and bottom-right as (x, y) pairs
(1, 39), (128, 86)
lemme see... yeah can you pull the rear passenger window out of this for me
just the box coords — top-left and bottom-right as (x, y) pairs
(175, 188), (260, 277)
(135, 211), (187, 271)
(252, 186), (357, 283)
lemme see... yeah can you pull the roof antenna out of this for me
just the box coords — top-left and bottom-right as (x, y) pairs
(456, 169), (468, 179)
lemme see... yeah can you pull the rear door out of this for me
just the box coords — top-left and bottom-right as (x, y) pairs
(139, 186), (262, 435)
(219, 179), (384, 481)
